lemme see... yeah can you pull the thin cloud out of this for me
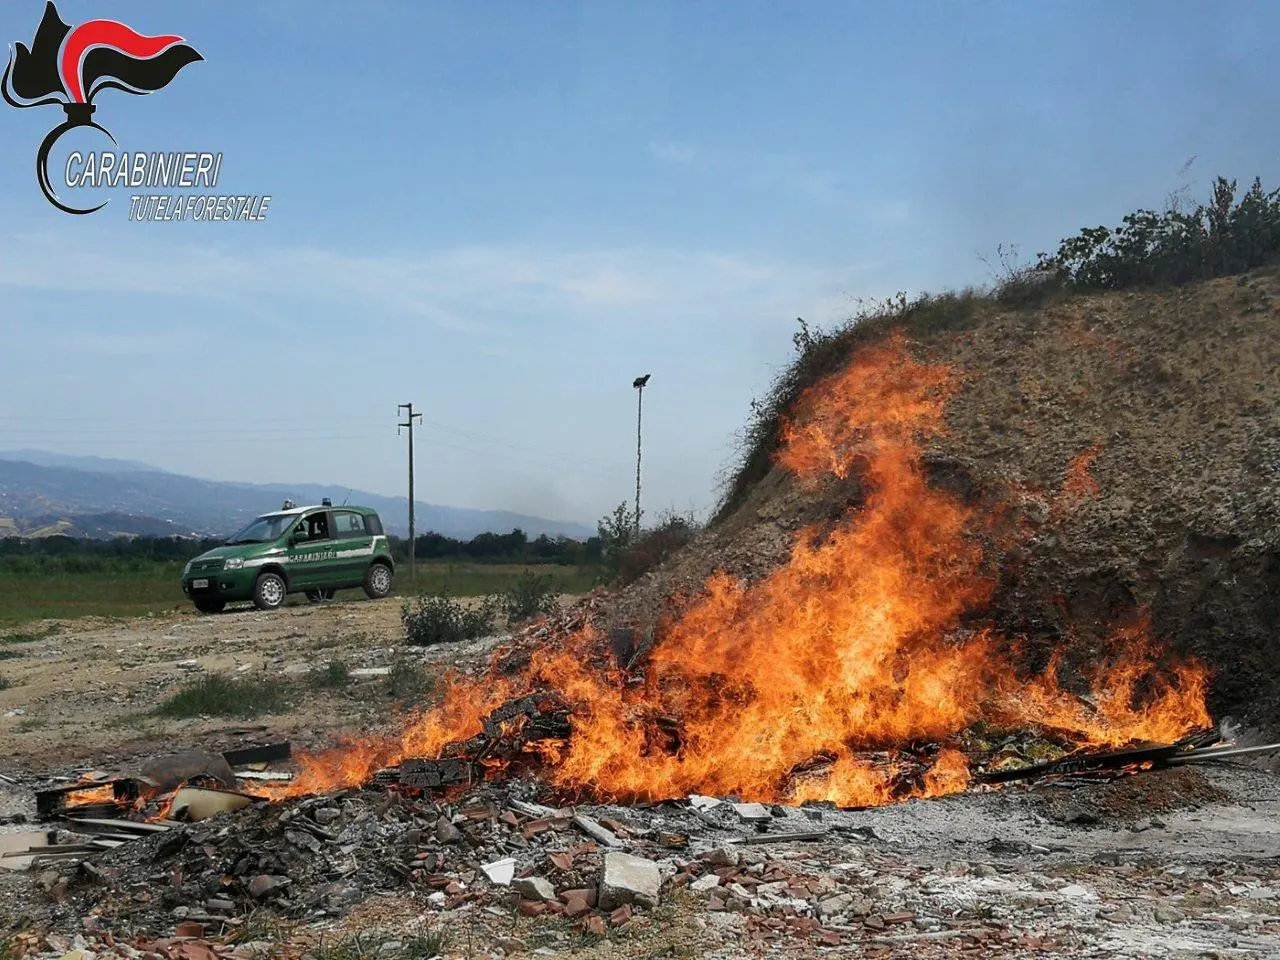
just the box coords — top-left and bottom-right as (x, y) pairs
(648, 140), (846, 204)
(0, 232), (867, 338)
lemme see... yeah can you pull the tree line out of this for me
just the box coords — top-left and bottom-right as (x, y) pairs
(0, 528), (603, 573)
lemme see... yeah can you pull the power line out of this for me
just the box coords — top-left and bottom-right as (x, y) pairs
(398, 403), (423, 582)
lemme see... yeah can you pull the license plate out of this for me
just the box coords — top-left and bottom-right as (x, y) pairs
(191, 579), (209, 589)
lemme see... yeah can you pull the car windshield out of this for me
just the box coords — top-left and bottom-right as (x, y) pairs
(226, 514), (296, 545)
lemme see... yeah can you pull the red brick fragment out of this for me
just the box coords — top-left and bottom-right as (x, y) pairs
(517, 900), (546, 917)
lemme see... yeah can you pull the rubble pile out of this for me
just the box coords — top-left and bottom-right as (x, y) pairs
(9, 775), (1052, 951)
(9, 764), (1280, 958)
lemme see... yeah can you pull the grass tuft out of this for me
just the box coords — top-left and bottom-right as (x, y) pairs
(383, 661), (436, 702)
(228, 908), (293, 947)
(312, 930), (446, 960)
(402, 592), (496, 647)
(155, 673), (290, 719)
(2, 627), (56, 644)
(308, 660), (351, 690)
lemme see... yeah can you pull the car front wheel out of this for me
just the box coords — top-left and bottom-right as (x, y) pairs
(253, 571), (287, 611)
(193, 598), (226, 614)
(363, 562), (393, 600)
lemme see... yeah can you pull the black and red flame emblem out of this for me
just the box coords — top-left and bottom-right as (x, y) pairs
(3, 2), (202, 214)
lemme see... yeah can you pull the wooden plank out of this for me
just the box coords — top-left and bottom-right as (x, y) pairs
(572, 814), (622, 847)
(35, 779), (129, 819)
(725, 829), (829, 846)
(4, 844), (100, 857)
(233, 770), (293, 782)
(60, 816), (172, 834)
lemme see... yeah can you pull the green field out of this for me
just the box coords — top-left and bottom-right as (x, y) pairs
(0, 562), (603, 628)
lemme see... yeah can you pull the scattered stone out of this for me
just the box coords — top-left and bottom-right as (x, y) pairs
(434, 818), (463, 844)
(247, 875), (289, 899)
(702, 847), (740, 867)
(599, 852), (661, 910)
(514, 876), (556, 902)
(848, 899), (875, 918)
(818, 893), (852, 917)
(732, 802), (772, 822)
(690, 874), (722, 893)
(1059, 884), (1096, 901)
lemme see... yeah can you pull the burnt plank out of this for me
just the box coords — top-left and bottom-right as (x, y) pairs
(398, 758), (472, 790)
(35, 780), (130, 821)
(222, 743), (291, 768)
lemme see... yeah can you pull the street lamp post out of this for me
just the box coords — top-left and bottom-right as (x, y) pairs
(632, 374), (650, 539)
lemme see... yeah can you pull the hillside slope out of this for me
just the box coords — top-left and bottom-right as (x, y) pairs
(610, 266), (1280, 726)
(0, 459), (593, 540)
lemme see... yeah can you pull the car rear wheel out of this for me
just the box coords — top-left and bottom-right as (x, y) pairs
(306, 588), (337, 603)
(253, 571), (287, 611)
(193, 598), (225, 614)
(363, 562), (393, 600)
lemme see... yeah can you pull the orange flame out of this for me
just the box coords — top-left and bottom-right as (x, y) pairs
(258, 336), (1209, 808)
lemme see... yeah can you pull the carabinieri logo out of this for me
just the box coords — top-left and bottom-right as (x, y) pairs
(3, 2), (201, 214)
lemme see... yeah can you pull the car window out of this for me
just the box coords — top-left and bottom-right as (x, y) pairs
(228, 514), (294, 544)
(333, 510), (367, 539)
(295, 511), (330, 542)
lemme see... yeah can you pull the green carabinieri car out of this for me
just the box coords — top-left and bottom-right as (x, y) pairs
(181, 500), (396, 613)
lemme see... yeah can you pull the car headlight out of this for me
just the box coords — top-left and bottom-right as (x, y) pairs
(224, 557), (245, 570)
(182, 561), (192, 577)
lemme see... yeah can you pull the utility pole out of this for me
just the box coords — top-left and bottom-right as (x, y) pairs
(632, 374), (650, 539)
(397, 403), (423, 585)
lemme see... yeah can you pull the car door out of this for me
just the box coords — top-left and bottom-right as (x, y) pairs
(330, 509), (374, 586)
(286, 509), (336, 588)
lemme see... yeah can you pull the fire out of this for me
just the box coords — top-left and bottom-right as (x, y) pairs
(63, 783), (116, 806)
(259, 335), (1209, 808)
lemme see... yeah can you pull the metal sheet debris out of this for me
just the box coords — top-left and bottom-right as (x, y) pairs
(169, 786), (254, 821)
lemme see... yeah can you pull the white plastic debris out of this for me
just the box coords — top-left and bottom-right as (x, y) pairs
(481, 857), (517, 886)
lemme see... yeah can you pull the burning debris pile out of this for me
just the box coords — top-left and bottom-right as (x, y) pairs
(255, 337), (1212, 810)
(5, 332), (1280, 954)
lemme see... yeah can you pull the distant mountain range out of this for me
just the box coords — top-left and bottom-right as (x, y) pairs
(0, 452), (594, 541)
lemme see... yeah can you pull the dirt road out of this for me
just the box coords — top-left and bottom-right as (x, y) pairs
(0, 597), (507, 775)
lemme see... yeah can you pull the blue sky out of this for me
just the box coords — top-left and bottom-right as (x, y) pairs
(1, 1), (1277, 528)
